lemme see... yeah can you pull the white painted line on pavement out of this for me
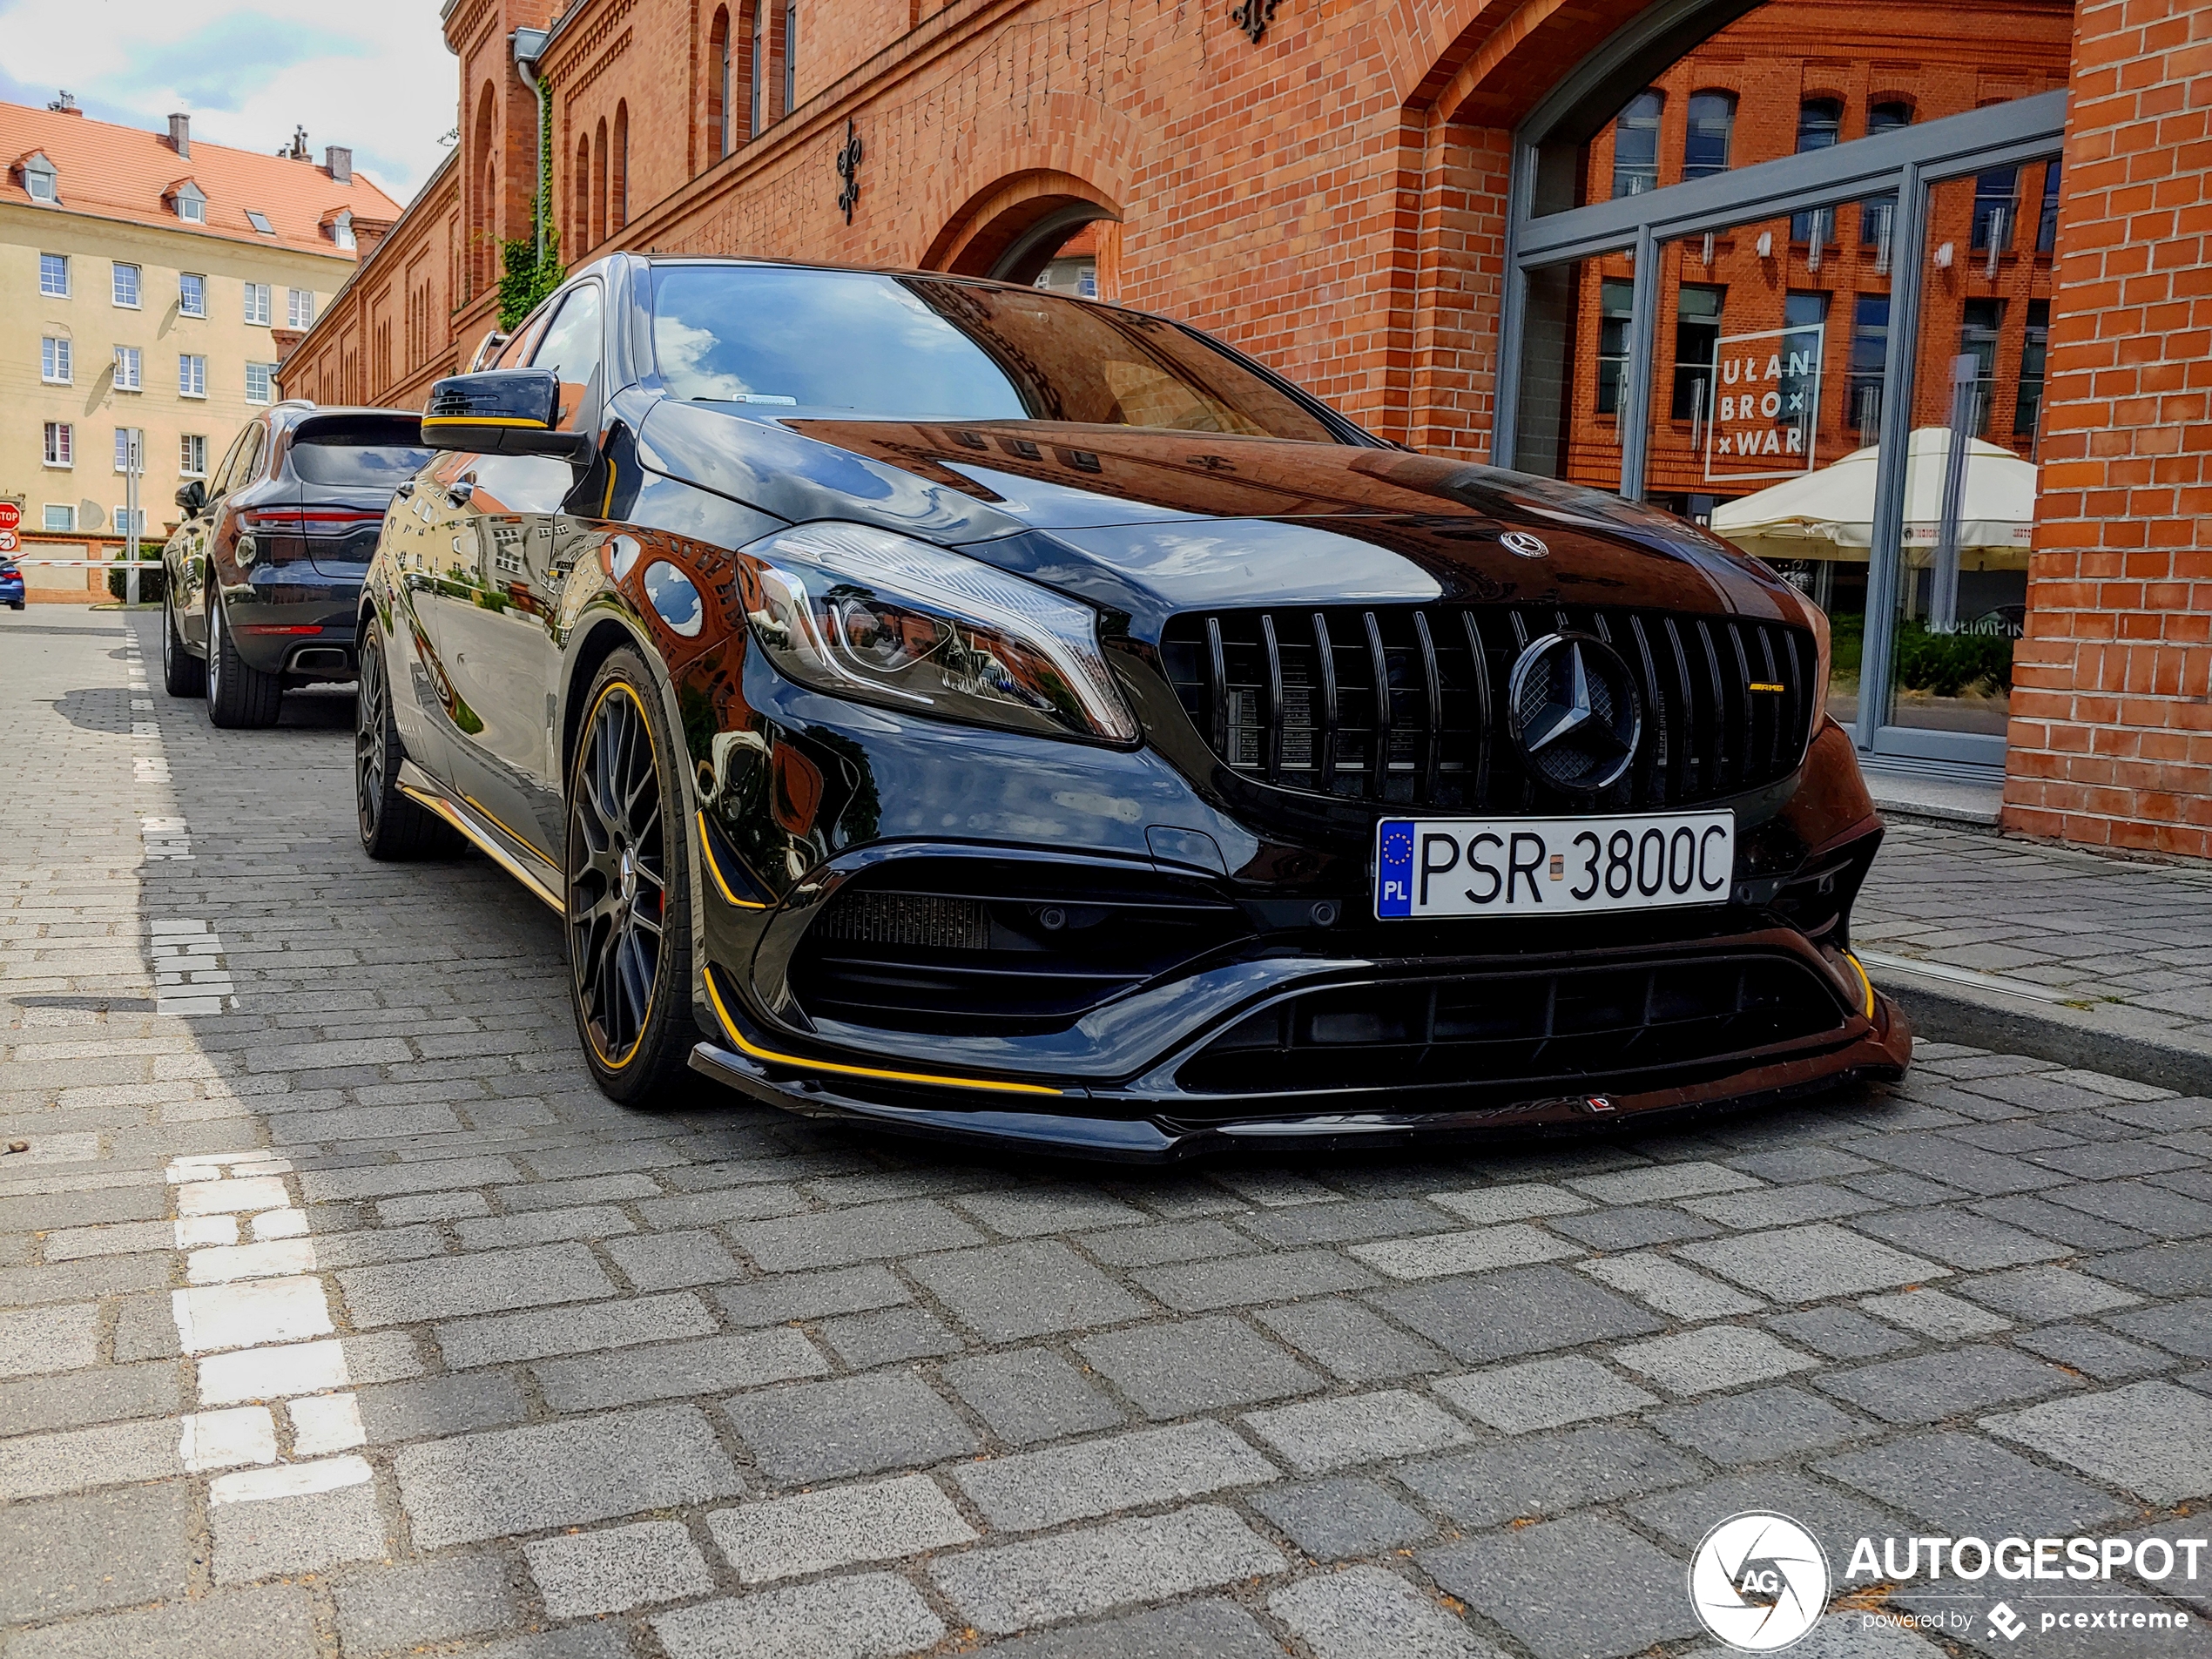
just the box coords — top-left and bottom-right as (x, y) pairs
(209, 1454), (374, 1504)
(179, 1406), (279, 1471)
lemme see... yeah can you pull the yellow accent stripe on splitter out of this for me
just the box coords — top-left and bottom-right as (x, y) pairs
(422, 415), (550, 428)
(1843, 950), (1877, 1020)
(702, 968), (1063, 1096)
(696, 813), (767, 908)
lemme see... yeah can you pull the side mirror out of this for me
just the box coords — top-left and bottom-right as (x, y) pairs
(174, 480), (207, 516)
(422, 370), (594, 464)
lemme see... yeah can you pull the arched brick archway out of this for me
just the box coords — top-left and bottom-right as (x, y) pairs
(911, 93), (1141, 286)
(923, 171), (1122, 286)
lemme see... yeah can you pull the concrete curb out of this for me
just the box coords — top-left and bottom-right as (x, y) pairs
(1878, 972), (2212, 1096)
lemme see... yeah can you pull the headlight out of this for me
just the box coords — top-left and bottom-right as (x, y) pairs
(739, 523), (1137, 743)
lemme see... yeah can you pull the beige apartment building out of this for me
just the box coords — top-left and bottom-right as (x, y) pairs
(1, 98), (399, 598)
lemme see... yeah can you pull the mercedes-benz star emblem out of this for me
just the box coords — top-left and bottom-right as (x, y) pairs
(1500, 529), (1549, 558)
(1507, 631), (1642, 793)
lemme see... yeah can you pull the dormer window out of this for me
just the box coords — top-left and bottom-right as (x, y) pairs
(169, 179), (207, 224)
(246, 209), (273, 234)
(18, 150), (57, 204)
(328, 207), (355, 249)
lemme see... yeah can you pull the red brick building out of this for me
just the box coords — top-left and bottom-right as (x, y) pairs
(284, 0), (2212, 860)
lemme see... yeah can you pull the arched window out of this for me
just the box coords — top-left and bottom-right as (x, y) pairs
(707, 7), (732, 160)
(1791, 99), (1842, 242)
(1610, 91), (1662, 199)
(469, 83), (497, 296)
(1682, 91), (1736, 179)
(784, 0), (798, 115)
(612, 103), (630, 233)
(592, 118), (609, 250)
(574, 137), (590, 252)
(1858, 103), (1912, 247)
(750, 0), (767, 136)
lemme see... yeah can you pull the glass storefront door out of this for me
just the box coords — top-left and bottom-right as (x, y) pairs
(1499, 11), (2069, 781)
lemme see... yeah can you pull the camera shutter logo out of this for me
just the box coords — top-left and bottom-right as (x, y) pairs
(1689, 1512), (1830, 1651)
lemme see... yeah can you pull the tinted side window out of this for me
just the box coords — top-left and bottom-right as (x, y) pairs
(530, 285), (604, 432)
(208, 428), (255, 499)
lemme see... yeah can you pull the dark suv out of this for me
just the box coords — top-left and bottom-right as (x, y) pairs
(161, 403), (430, 725)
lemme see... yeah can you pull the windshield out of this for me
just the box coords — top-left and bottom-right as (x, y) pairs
(650, 266), (1346, 442)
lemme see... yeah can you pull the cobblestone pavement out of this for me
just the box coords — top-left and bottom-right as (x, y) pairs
(1858, 823), (2212, 1047)
(3, 603), (2210, 1659)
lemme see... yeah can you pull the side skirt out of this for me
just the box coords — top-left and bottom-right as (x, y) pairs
(396, 760), (564, 913)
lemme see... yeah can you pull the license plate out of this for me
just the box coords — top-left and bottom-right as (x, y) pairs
(1375, 812), (1735, 919)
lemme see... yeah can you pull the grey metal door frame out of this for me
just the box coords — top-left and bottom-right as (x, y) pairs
(1494, 83), (2066, 759)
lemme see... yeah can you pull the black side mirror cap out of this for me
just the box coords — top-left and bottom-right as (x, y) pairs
(423, 369), (595, 464)
(174, 480), (206, 516)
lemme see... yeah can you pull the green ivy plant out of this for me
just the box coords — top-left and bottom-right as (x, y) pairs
(498, 78), (565, 331)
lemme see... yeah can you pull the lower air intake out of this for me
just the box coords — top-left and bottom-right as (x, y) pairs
(1177, 953), (1847, 1096)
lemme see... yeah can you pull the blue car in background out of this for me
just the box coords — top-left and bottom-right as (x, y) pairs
(0, 554), (24, 610)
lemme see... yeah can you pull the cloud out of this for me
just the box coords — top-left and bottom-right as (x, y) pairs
(0, 0), (456, 201)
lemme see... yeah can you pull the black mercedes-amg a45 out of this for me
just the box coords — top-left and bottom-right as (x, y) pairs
(356, 254), (1908, 1159)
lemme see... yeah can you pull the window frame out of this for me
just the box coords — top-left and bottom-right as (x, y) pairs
(111, 262), (142, 308)
(180, 434), (208, 477)
(245, 361), (276, 405)
(179, 354), (208, 399)
(113, 345), (141, 392)
(38, 253), (70, 298)
(179, 273), (206, 317)
(287, 287), (316, 329)
(41, 335), (72, 385)
(43, 421), (74, 469)
(42, 503), (76, 532)
(245, 283), (273, 327)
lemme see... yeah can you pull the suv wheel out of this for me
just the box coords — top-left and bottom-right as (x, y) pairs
(566, 648), (696, 1106)
(205, 590), (282, 728)
(161, 586), (205, 698)
(355, 613), (461, 860)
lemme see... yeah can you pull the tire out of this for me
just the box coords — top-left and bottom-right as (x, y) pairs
(355, 612), (461, 860)
(161, 586), (205, 697)
(206, 590), (282, 728)
(565, 647), (696, 1106)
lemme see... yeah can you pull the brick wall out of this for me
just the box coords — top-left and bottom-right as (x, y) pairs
(2003, 0), (2212, 860)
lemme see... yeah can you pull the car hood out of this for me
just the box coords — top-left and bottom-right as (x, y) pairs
(634, 401), (1807, 634)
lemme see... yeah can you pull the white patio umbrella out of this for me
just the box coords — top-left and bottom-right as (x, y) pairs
(1710, 427), (2037, 563)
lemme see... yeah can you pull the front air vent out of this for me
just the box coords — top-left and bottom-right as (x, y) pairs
(1160, 604), (1815, 813)
(813, 892), (991, 951)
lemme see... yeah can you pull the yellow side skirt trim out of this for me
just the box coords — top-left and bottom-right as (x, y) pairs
(696, 813), (767, 908)
(702, 968), (1063, 1096)
(401, 783), (564, 913)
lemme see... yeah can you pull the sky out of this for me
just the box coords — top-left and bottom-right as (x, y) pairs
(0, 0), (458, 204)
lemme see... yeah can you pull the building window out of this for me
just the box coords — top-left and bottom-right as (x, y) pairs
(708, 7), (733, 159)
(332, 210), (355, 249)
(1683, 92), (1736, 182)
(2036, 159), (2060, 254)
(39, 253), (69, 297)
(114, 428), (144, 472)
(245, 283), (272, 325)
(43, 422), (73, 467)
(1858, 103), (1912, 249)
(287, 289), (315, 328)
(180, 434), (208, 476)
(1847, 294), (1890, 432)
(1595, 278), (1634, 415)
(2015, 298), (2050, 444)
(1791, 101), (1841, 243)
(179, 273), (206, 316)
(174, 184), (206, 223)
(1959, 299), (2004, 435)
(785, 0), (798, 113)
(612, 106), (630, 233)
(246, 210), (273, 234)
(1611, 91), (1662, 199)
(1782, 290), (1830, 425)
(40, 336), (71, 384)
(114, 345), (141, 391)
(114, 506), (145, 538)
(246, 362), (275, 404)
(24, 158), (57, 202)
(112, 262), (141, 307)
(1672, 284), (1724, 421)
(43, 504), (75, 532)
(179, 354), (207, 398)
(1971, 169), (2018, 252)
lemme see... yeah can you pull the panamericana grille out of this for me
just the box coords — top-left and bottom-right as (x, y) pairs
(1177, 953), (1846, 1096)
(1160, 604), (1815, 810)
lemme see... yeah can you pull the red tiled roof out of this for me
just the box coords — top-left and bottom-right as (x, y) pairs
(0, 100), (401, 258)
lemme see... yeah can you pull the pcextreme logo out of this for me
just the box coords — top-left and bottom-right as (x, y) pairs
(1690, 1512), (1831, 1651)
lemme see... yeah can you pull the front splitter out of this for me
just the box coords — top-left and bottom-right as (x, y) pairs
(686, 991), (1912, 1163)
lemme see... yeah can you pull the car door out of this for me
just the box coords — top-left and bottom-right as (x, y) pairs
(177, 426), (254, 650)
(415, 280), (606, 861)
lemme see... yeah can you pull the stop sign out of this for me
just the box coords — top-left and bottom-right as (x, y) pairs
(0, 502), (19, 533)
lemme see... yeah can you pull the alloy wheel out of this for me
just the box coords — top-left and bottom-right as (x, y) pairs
(568, 684), (667, 1070)
(355, 631), (388, 839)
